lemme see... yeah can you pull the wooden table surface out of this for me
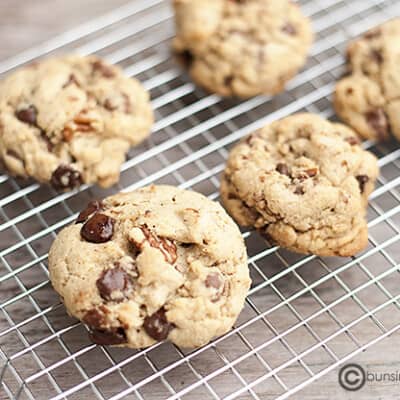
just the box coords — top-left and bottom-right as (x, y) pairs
(0, 1), (400, 400)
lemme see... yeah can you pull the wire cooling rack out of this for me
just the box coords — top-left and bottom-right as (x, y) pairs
(1, 0), (400, 399)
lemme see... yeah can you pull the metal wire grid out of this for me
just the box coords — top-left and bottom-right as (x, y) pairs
(1, 0), (400, 398)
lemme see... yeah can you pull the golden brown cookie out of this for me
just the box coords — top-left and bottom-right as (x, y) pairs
(173, 0), (313, 98)
(49, 185), (250, 349)
(0, 55), (153, 189)
(334, 19), (400, 141)
(221, 114), (379, 257)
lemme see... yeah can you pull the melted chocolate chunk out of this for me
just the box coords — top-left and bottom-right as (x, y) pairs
(180, 243), (194, 248)
(282, 22), (297, 35)
(83, 308), (107, 328)
(356, 175), (369, 193)
(50, 164), (82, 190)
(365, 108), (389, 141)
(276, 163), (290, 176)
(81, 213), (115, 243)
(89, 327), (127, 345)
(96, 267), (131, 301)
(205, 273), (223, 289)
(209, 276), (226, 303)
(143, 309), (173, 341)
(84, 306), (128, 345)
(76, 200), (103, 224)
(15, 105), (38, 125)
(139, 226), (177, 264)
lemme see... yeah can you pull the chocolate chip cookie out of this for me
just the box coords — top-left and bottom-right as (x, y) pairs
(49, 185), (250, 349)
(0, 55), (153, 189)
(334, 19), (400, 141)
(173, 0), (313, 98)
(220, 114), (379, 257)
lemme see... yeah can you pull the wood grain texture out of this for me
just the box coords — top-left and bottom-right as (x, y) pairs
(0, 1), (400, 400)
(0, 0), (129, 59)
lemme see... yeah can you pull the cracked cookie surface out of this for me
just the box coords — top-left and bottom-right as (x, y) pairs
(334, 19), (400, 141)
(0, 55), (153, 189)
(49, 185), (250, 349)
(220, 114), (379, 257)
(173, 0), (313, 98)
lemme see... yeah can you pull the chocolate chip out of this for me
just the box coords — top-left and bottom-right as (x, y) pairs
(276, 163), (290, 176)
(92, 60), (116, 78)
(140, 226), (177, 264)
(83, 308), (127, 345)
(96, 267), (131, 301)
(76, 200), (103, 224)
(371, 49), (383, 64)
(83, 308), (107, 328)
(181, 243), (194, 248)
(89, 327), (127, 345)
(356, 175), (369, 193)
(50, 164), (82, 190)
(15, 105), (38, 125)
(143, 308), (173, 341)
(205, 273), (223, 289)
(294, 186), (305, 195)
(81, 213), (115, 243)
(205, 273), (225, 302)
(365, 108), (389, 141)
(345, 136), (360, 145)
(282, 22), (297, 35)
